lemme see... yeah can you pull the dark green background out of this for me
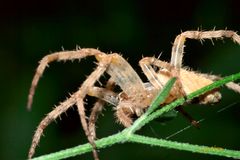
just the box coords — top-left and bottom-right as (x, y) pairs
(1, 0), (240, 159)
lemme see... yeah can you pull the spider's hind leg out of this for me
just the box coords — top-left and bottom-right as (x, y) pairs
(28, 93), (77, 159)
(75, 55), (113, 160)
(88, 78), (116, 142)
(175, 106), (200, 128)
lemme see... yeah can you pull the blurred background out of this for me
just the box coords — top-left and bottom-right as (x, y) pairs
(1, 0), (240, 159)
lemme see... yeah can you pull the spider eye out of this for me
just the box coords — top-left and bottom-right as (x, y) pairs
(152, 64), (168, 73)
(152, 65), (161, 72)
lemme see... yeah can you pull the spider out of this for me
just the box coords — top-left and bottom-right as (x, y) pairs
(27, 30), (240, 160)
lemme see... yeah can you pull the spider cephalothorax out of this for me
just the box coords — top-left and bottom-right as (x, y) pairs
(27, 30), (240, 160)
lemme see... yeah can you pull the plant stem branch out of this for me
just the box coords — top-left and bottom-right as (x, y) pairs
(32, 72), (240, 160)
(32, 133), (125, 160)
(129, 134), (240, 159)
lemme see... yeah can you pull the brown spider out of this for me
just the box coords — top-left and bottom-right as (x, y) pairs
(27, 30), (240, 160)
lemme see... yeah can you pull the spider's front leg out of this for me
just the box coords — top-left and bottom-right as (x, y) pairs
(170, 30), (240, 70)
(170, 30), (240, 100)
(139, 57), (183, 102)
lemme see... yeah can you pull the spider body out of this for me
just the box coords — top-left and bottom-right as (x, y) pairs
(27, 30), (240, 159)
(150, 61), (222, 104)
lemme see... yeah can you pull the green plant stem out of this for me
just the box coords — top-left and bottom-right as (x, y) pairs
(129, 134), (240, 159)
(32, 72), (240, 160)
(33, 132), (240, 160)
(32, 133), (125, 160)
(187, 73), (240, 100)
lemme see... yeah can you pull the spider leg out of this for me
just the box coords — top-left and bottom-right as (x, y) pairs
(175, 106), (200, 128)
(169, 30), (240, 99)
(27, 48), (106, 110)
(88, 78), (116, 142)
(89, 100), (106, 140)
(201, 74), (240, 94)
(28, 93), (77, 159)
(139, 57), (168, 90)
(225, 82), (240, 94)
(88, 87), (118, 106)
(115, 105), (134, 127)
(171, 30), (240, 71)
(139, 57), (184, 101)
(28, 49), (110, 160)
(75, 56), (112, 160)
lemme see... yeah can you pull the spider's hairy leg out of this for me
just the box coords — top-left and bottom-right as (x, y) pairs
(170, 30), (240, 70)
(201, 74), (240, 94)
(169, 30), (240, 102)
(28, 93), (77, 159)
(76, 56), (112, 160)
(27, 48), (106, 110)
(115, 106), (134, 127)
(225, 82), (240, 94)
(139, 57), (183, 102)
(175, 106), (200, 128)
(89, 100), (106, 139)
(139, 57), (165, 90)
(88, 78), (116, 141)
(87, 83), (118, 106)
